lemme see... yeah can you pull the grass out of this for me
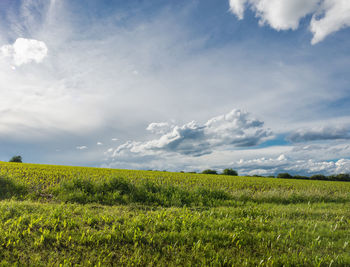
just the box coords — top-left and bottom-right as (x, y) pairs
(0, 161), (350, 266)
(1, 201), (349, 266)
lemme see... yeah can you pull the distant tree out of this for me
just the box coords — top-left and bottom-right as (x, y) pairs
(222, 168), (238, 176)
(334, 173), (350, 181)
(277, 173), (292, 179)
(293, 175), (309, 180)
(9, 155), (22, 163)
(201, 169), (218, 175)
(310, 174), (327, 180)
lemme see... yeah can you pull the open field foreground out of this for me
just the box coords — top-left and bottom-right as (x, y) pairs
(0, 162), (350, 266)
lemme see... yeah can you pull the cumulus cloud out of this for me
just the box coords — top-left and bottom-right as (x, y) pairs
(288, 126), (350, 142)
(310, 0), (350, 44)
(234, 154), (289, 175)
(228, 0), (350, 44)
(146, 122), (173, 135)
(0, 38), (48, 66)
(230, 0), (320, 30)
(107, 109), (272, 158)
(229, 0), (247, 20)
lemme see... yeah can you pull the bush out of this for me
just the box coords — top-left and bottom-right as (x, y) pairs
(277, 173), (292, 179)
(9, 155), (22, 163)
(201, 169), (218, 175)
(222, 168), (238, 176)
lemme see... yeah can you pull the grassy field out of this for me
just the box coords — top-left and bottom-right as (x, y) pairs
(0, 161), (350, 266)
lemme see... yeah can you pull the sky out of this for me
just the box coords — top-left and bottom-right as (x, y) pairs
(0, 0), (350, 175)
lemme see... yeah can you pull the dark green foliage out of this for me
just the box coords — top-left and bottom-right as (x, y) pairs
(201, 169), (218, 175)
(310, 174), (327, 180)
(293, 175), (309, 180)
(222, 168), (238, 176)
(276, 173), (350, 182)
(9, 155), (22, 163)
(0, 175), (27, 200)
(328, 173), (350, 181)
(54, 177), (230, 207)
(277, 173), (292, 178)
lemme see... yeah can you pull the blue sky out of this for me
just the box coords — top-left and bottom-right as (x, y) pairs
(0, 0), (350, 175)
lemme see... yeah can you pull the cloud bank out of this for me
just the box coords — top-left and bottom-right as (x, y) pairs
(235, 155), (350, 176)
(107, 109), (272, 158)
(288, 126), (350, 142)
(229, 0), (350, 44)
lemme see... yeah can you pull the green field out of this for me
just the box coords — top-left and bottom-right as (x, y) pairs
(0, 162), (350, 266)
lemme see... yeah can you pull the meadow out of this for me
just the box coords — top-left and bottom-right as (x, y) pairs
(0, 161), (349, 266)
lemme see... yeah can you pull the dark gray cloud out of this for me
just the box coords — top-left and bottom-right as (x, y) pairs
(288, 126), (350, 142)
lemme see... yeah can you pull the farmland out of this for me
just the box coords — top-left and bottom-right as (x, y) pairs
(0, 161), (350, 266)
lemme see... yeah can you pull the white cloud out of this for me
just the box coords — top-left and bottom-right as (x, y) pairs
(97, 142), (103, 145)
(310, 0), (350, 44)
(229, 0), (247, 20)
(234, 152), (350, 176)
(146, 122), (174, 135)
(76, 146), (88, 150)
(107, 109), (272, 158)
(229, 0), (320, 30)
(0, 38), (48, 66)
(229, 0), (350, 43)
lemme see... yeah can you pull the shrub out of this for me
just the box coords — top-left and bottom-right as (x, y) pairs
(277, 173), (292, 179)
(201, 169), (218, 175)
(222, 168), (238, 176)
(9, 155), (22, 163)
